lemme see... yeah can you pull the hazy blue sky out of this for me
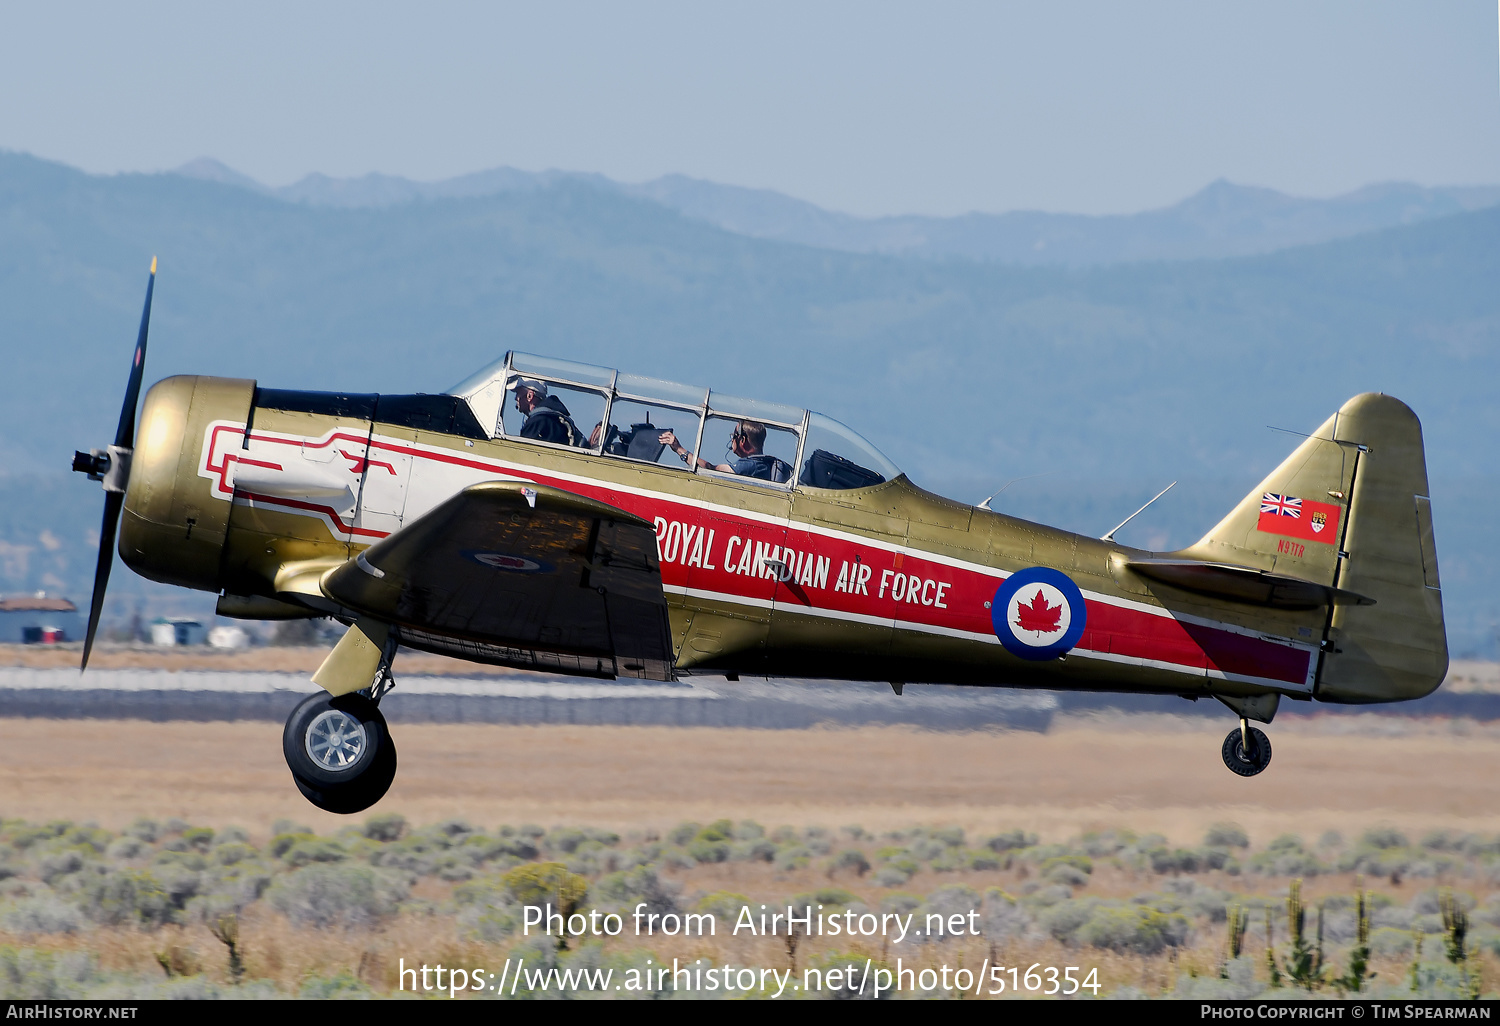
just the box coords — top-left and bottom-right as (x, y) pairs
(2, 2), (1497, 217)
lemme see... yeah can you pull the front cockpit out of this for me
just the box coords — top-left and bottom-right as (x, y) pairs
(446, 351), (902, 492)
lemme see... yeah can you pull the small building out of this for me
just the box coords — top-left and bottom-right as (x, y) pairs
(150, 618), (206, 647)
(207, 625), (251, 649)
(0, 595), (82, 644)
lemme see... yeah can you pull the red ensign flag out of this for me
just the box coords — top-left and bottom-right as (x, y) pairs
(1256, 493), (1342, 544)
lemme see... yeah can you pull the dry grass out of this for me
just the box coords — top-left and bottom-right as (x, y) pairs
(0, 715), (1498, 845)
(7, 853), (1492, 998)
(0, 711), (1494, 997)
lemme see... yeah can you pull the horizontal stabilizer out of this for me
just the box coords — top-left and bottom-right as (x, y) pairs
(1127, 558), (1374, 610)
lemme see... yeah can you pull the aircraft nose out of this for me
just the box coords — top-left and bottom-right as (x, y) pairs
(117, 375), (255, 592)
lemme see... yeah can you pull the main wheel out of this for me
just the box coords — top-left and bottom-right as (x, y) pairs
(283, 691), (389, 789)
(292, 738), (398, 815)
(1221, 726), (1272, 776)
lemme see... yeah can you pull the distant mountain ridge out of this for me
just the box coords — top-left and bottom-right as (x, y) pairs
(4, 149), (1500, 652)
(174, 156), (1500, 266)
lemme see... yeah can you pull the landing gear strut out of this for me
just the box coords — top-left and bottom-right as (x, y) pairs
(285, 621), (402, 813)
(1220, 719), (1272, 777)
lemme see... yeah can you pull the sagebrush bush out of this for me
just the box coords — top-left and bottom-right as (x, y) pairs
(453, 879), (523, 943)
(1369, 925), (1416, 958)
(122, 820), (158, 844)
(880, 892), (923, 916)
(695, 891), (750, 921)
(0, 947), (100, 999)
(1362, 827), (1410, 850)
(980, 888), (1028, 942)
(805, 950), (887, 999)
(298, 969), (373, 1000)
(792, 888), (861, 913)
(829, 850), (871, 876)
(0, 895), (84, 937)
(1041, 898), (1099, 943)
(1205, 823), (1250, 849)
(1044, 863), (1090, 887)
(732, 838), (777, 863)
(80, 868), (174, 928)
(984, 829), (1036, 853)
(362, 814), (406, 843)
(921, 884), (980, 936)
(592, 865), (678, 916)
(265, 863), (408, 929)
(1077, 904), (1191, 954)
(668, 822), (700, 846)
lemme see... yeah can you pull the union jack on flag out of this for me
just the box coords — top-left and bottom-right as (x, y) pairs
(1260, 493), (1302, 518)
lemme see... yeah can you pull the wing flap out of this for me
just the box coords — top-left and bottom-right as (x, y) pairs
(321, 481), (673, 680)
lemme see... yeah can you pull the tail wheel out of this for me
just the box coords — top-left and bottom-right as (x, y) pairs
(292, 739), (398, 815)
(283, 691), (389, 789)
(1221, 726), (1272, 777)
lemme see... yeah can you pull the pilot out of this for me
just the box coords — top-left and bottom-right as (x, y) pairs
(660, 420), (790, 482)
(511, 378), (584, 446)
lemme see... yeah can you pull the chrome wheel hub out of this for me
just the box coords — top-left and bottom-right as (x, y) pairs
(305, 709), (368, 771)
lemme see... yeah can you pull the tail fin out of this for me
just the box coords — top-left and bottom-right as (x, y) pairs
(1182, 393), (1446, 703)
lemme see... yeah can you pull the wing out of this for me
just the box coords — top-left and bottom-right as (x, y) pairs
(321, 481), (673, 680)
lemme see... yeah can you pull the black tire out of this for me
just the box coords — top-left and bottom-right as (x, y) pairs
(283, 691), (388, 789)
(292, 738), (398, 815)
(1221, 726), (1272, 777)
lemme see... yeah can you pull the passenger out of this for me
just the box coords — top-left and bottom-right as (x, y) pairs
(511, 378), (583, 446)
(660, 420), (790, 482)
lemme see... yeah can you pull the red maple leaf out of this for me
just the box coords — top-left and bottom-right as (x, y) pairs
(1014, 588), (1063, 635)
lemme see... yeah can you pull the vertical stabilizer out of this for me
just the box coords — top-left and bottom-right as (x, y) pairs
(1182, 411), (1357, 587)
(1181, 394), (1446, 703)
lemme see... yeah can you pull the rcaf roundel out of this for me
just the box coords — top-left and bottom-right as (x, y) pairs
(465, 551), (554, 573)
(991, 567), (1088, 661)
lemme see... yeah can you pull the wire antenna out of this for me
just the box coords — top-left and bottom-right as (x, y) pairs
(1101, 481), (1177, 543)
(976, 471), (1054, 511)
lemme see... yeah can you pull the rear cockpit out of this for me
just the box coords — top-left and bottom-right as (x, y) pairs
(446, 351), (901, 492)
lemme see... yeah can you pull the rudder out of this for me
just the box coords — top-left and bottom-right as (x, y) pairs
(1316, 394), (1446, 702)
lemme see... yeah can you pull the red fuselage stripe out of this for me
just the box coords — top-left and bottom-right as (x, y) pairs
(207, 423), (1313, 686)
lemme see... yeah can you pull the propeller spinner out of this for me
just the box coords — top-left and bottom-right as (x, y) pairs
(72, 257), (156, 669)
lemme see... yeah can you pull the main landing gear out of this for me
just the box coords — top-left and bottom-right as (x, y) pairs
(283, 663), (398, 814)
(1221, 719), (1272, 777)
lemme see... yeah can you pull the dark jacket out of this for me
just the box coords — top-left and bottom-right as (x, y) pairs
(519, 395), (583, 446)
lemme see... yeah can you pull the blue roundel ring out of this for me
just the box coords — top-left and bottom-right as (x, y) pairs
(991, 567), (1088, 661)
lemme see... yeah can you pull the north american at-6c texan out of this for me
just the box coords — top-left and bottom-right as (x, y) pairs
(73, 263), (1447, 812)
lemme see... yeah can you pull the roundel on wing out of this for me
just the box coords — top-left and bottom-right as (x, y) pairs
(991, 567), (1087, 661)
(464, 550), (554, 574)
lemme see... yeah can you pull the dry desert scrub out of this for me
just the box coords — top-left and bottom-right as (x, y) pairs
(0, 814), (1494, 998)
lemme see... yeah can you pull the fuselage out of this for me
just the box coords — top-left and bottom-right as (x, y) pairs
(118, 373), (1350, 706)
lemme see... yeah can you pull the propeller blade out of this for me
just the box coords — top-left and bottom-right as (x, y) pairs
(80, 257), (156, 671)
(81, 490), (124, 671)
(115, 256), (156, 449)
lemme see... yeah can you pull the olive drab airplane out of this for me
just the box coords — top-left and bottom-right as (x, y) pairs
(72, 263), (1448, 813)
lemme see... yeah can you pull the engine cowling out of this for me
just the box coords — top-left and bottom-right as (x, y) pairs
(118, 375), (255, 593)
